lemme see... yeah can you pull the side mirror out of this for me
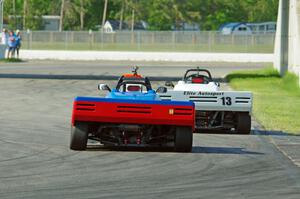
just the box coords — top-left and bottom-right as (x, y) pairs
(98, 84), (111, 92)
(156, 86), (167, 93)
(215, 82), (220, 87)
(165, 81), (174, 88)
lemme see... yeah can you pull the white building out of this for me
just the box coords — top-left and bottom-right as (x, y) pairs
(172, 22), (200, 31)
(247, 22), (276, 34)
(103, 20), (148, 33)
(8, 15), (60, 31)
(219, 22), (252, 35)
(42, 16), (60, 31)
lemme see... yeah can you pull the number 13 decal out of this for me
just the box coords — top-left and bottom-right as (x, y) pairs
(221, 97), (232, 106)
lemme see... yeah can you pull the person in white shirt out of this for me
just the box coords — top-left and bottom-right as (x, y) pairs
(1, 29), (9, 58)
(1, 28), (8, 45)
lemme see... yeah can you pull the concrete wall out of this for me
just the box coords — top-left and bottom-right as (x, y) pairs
(274, 0), (289, 75)
(288, 0), (300, 76)
(274, 0), (300, 84)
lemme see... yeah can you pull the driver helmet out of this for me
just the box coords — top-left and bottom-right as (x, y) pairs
(192, 76), (204, 83)
(126, 84), (142, 92)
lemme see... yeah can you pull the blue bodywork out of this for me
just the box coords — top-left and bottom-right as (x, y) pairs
(75, 89), (194, 106)
(107, 89), (160, 101)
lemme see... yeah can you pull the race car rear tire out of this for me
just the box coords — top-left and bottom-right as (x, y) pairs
(70, 122), (88, 150)
(236, 112), (251, 134)
(174, 127), (193, 152)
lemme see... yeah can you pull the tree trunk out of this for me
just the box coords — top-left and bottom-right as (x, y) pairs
(101, 0), (108, 31)
(119, 0), (124, 30)
(59, 0), (65, 32)
(0, 0), (3, 31)
(13, 0), (16, 29)
(80, 0), (84, 30)
(131, 9), (135, 31)
(23, 0), (28, 30)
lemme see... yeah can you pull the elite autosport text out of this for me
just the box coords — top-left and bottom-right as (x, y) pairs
(183, 91), (225, 96)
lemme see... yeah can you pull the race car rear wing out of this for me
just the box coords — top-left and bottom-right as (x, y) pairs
(158, 91), (253, 112)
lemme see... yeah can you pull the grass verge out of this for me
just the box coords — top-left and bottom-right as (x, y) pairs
(0, 58), (23, 63)
(226, 68), (300, 135)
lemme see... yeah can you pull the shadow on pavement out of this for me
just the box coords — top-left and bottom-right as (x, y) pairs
(86, 145), (264, 155)
(255, 130), (298, 136)
(192, 146), (264, 155)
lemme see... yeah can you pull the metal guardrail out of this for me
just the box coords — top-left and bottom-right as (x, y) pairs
(20, 31), (275, 53)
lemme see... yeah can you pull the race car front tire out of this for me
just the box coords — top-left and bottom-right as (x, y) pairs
(70, 122), (88, 150)
(174, 127), (193, 152)
(236, 112), (251, 134)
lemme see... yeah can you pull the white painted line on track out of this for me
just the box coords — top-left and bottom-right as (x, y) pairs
(20, 50), (274, 63)
(268, 136), (300, 168)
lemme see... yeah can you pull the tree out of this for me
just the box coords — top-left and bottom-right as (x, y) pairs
(2, 0), (279, 31)
(80, 0), (84, 30)
(119, 0), (124, 30)
(101, 0), (108, 30)
(23, 0), (27, 30)
(59, 0), (65, 31)
(12, 0), (16, 28)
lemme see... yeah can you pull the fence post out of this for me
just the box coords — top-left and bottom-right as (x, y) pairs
(151, 32), (155, 44)
(26, 29), (30, 49)
(71, 31), (74, 44)
(131, 31), (135, 45)
(112, 32), (115, 43)
(89, 29), (93, 50)
(172, 31), (175, 50)
(208, 31), (212, 52)
(245, 35), (248, 53)
(101, 31), (104, 50)
(50, 31), (53, 43)
(192, 33), (196, 45)
(64, 31), (68, 50)
(211, 31), (215, 47)
(231, 34), (235, 50)
(137, 31), (141, 50)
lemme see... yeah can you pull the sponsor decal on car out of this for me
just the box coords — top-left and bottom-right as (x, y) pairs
(183, 91), (225, 96)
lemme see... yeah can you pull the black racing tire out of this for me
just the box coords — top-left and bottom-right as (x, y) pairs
(174, 127), (193, 152)
(70, 122), (88, 150)
(236, 112), (251, 134)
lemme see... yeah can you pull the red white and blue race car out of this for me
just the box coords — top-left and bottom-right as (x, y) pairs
(70, 68), (195, 152)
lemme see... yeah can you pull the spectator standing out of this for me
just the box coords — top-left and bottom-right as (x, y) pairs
(1, 28), (8, 45)
(15, 30), (22, 59)
(1, 29), (9, 58)
(7, 30), (17, 59)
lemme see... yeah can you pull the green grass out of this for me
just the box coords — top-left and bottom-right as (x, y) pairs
(226, 68), (300, 135)
(0, 58), (23, 62)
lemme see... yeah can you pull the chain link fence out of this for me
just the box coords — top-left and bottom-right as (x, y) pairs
(21, 31), (275, 53)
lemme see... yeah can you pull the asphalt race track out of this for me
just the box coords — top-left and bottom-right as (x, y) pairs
(0, 60), (265, 78)
(0, 62), (300, 198)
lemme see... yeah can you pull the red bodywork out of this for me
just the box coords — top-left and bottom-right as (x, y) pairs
(72, 99), (195, 130)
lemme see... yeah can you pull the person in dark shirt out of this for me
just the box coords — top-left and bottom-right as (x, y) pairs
(7, 30), (17, 59)
(15, 30), (22, 59)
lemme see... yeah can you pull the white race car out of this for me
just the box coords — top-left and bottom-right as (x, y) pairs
(158, 68), (253, 134)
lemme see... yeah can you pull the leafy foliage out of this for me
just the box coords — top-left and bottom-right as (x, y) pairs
(3, 0), (279, 30)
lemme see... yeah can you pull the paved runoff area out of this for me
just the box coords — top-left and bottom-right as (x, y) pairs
(0, 61), (299, 199)
(0, 60), (266, 79)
